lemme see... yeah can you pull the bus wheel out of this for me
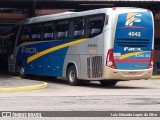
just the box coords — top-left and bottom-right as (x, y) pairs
(67, 65), (80, 86)
(19, 64), (26, 79)
(100, 80), (117, 86)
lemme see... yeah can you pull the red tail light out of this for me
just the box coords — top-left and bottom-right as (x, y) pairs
(147, 9), (151, 12)
(112, 7), (116, 11)
(106, 49), (117, 69)
(148, 50), (154, 69)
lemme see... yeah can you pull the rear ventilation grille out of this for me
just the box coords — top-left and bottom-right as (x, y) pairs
(116, 39), (149, 47)
(87, 56), (103, 78)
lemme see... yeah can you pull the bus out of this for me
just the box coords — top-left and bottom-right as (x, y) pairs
(8, 7), (154, 86)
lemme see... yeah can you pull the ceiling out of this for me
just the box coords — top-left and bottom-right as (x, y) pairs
(0, 0), (160, 23)
(0, 0), (159, 12)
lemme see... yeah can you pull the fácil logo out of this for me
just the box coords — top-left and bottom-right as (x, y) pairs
(21, 47), (38, 54)
(125, 13), (141, 26)
(124, 47), (142, 51)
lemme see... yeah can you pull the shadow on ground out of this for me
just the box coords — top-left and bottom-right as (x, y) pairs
(0, 71), (150, 90)
(27, 75), (150, 90)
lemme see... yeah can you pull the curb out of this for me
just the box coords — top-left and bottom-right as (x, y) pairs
(0, 82), (48, 92)
(151, 76), (160, 79)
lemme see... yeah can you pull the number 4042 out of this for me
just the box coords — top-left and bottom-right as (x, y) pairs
(128, 32), (141, 37)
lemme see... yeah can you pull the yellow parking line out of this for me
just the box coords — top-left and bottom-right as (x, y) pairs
(151, 76), (160, 79)
(0, 82), (48, 92)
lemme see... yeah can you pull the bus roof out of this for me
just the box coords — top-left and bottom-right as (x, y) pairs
(23, 8), (108, 24)
(23, 7), (148, 25)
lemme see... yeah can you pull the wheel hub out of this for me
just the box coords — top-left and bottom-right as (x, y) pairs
(69, 70), (76, 82)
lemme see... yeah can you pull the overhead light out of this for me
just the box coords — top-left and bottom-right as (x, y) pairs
(80, 4), (114, 6)
(68, 9), (75, 11)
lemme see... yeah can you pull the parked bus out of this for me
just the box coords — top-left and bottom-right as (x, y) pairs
(8, 7), (154, 86)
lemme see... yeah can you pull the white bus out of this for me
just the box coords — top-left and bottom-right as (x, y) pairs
(8, 7), (154, 86)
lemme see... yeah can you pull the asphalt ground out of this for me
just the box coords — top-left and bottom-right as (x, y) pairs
(0, 71), (159, 92)
(0, 72), (160, 120)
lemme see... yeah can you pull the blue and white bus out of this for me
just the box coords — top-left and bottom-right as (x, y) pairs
(8, 7), (154, 86)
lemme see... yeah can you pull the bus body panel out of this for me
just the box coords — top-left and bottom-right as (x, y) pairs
(103, 66), (152, 80)
(8, 7), (154, 82)
(16, 40), (70, 77)
(63, 33), (104, 80)
(114, 11), (153, 70)
(103, 8), (154, 80)
(12, 8), (108, 79)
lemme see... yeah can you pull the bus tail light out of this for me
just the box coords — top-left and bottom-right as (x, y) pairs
(147, 9), (151, 12)
(106, 49), (117, 69)
(148, 50), (154, 69)
(112, 7), (116, 11)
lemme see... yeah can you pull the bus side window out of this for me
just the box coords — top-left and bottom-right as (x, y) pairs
(31, 24), (41, 41)
(18, 26), (30, 45)
(42, 22), (54, 40)
(55, 20), (69, 39)
(72, 18), (85, 38)
(87, 14), (105, 38)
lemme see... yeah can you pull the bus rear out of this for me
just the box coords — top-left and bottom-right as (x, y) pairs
(104, 8), (154, 80)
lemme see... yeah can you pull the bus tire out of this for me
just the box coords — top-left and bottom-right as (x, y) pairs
(67, 65), (80, 86)
(19, 64), (27, 79)
(100, 80), (117, 86)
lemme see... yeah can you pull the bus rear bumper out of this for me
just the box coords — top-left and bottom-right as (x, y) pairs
(103, 66), (153, 80)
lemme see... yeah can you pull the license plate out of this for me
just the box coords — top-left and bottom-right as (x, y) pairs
(128, 72), (137, 75)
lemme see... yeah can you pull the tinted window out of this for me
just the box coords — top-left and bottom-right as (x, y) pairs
(87, 14), (105, 38)
(42, 22), (54, 40)
(72, 18), (85, 38)
(19, 26), (30, 41)
(31, 24), (41, 40)
(55, 20), (69, 39)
